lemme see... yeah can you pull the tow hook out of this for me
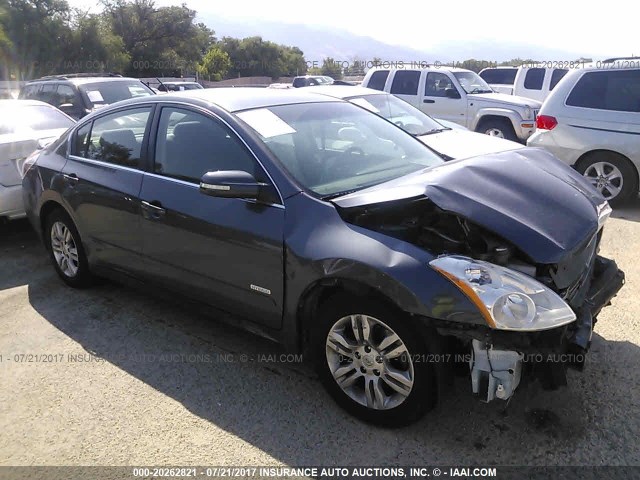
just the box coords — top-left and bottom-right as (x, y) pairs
(470, 339), (523, 402)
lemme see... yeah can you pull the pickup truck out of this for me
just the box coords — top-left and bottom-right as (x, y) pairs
(479, 66), (570, 102)
(362, 66), (541, 142)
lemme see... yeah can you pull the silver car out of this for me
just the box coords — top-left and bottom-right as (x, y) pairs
(0, 100), (74, 221)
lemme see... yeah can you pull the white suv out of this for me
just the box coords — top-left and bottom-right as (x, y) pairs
(527, 58), (640, 206)
(362, 66), (541, 142)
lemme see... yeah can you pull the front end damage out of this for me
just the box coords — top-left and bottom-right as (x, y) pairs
(336, 194), (625, 403)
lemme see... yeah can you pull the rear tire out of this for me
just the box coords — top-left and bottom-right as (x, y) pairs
(476, 118), (518, 142)
(44, 209), (93, 288)
(576, 152), (638, 207)
(312, 293), (436, 427)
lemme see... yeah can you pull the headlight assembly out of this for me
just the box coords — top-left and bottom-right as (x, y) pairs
(430, 256), (576, 331)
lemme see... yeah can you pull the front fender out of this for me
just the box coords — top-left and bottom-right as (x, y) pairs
(471, 107), (523, 131)
(282, 193), (485, 344)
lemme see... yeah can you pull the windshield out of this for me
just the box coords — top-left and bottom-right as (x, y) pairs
(453, 71), (494, 94)
(347, 94), (447, 136)
(79, 81), (154, 108)
(0, 105), (74, 134)
(236, 102), (443, 198)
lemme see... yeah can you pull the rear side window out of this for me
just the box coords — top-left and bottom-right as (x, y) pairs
(479, 69), (517, 85)
(524, 68), (545, 90)
(566, 70), (640, 112)
(390, 71), (420, 95)
(549, 69), (569, 90)
(87, 107), (152, 168)
(20, 84), (40, 99)
(367, 70), (390, 91)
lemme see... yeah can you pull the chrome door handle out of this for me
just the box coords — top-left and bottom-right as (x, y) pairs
(141, 200), (166, 219)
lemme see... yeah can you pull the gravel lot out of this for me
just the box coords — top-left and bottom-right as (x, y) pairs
(1, 201), (639, 470)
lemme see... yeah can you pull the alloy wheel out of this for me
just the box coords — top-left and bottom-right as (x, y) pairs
(583, 161), (623, 200)
(50, 221), (79, 277)
(485, 128), (505, 138)
(325, 314), (414, 410)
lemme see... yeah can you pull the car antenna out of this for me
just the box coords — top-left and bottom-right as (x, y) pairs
(156, 77), (165, 91)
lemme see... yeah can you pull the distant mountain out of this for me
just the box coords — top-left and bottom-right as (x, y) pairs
(203, 16), (589, 65)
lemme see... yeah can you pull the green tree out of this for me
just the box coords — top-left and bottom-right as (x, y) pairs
(320, 57), (342, 79)
(220, 36), (306, 79)
(197, 44), (230, 81)
(4, 0), (73, 78)
(101, 0), (214, 76)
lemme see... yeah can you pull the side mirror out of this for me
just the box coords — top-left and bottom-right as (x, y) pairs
(199, 170), (264, 199)
(445, 88), (461, 99)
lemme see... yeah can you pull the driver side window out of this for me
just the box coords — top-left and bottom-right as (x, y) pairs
(425, 72), (453, 97)
(154, 107), (257, 183)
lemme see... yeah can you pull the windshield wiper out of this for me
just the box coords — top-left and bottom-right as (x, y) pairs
(468, 88), (493, 94)
(415, 128), (448, 136)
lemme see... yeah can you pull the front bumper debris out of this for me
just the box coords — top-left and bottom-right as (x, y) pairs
(465, 255), (624, 402)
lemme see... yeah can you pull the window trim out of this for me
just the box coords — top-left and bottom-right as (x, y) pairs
(69, 103), (156, 170)
(148, 101), (285, 206)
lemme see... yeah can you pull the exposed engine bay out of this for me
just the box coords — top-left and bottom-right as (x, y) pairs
(338, 196), (531, 271)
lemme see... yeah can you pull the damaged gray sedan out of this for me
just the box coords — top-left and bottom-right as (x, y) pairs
(22, 89), (625, 426)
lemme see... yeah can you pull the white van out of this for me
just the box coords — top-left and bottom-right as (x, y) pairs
(479, 66), (570, 102)
(527, 58), (640, 206)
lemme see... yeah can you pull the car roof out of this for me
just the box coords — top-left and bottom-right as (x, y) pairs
(301, 85), (386, 99)
(119, 87), (340, 112)
(25, 76), (144, 86)
(368, 66), (472, 73)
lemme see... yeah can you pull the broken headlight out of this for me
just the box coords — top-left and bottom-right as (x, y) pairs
(430, 255), (576, 331)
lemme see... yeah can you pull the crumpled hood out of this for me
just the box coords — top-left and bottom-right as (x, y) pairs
(332, 148), (606, 264)
(469, 92), (542, 109)
(418, 129), (523, 159)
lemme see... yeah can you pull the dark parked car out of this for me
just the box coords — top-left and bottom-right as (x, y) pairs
(19, 73), (154, 120)
(156, 81), (204, 92)
(22, 88), (624, 426)
(292, 75), (334, 87)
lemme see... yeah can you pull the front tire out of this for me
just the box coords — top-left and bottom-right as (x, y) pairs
(476, 118), (518, 141)
(312, 294), (436, 427)
(45, 209), (93, 288)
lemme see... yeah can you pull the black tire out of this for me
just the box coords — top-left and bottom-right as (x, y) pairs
(576, 152), (638, 207)
(312, 293), (437, 427)
(44, 209), (93, 288)
(476, 117), (518, 142)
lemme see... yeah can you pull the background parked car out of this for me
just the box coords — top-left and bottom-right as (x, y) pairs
(309, 85), (523, 160)
(527, 58), (640, 206)
(362, 67), (541, 142)
(19, 73), (155, 120)
(292, 75), (334, 87)
(156, 81), (204, 93)
(0, 99), (74, 221)
(479, 66), (570, 102)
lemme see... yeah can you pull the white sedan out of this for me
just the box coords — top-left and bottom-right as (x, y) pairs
(0, 100), (74, 221)
(308, 85), (523, 160)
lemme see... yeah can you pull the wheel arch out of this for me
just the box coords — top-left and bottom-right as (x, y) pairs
(575, 149), (639, 182)
(295, 277), (409, 355)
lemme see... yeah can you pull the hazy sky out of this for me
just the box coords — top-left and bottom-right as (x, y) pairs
(68, 0), (637, 58)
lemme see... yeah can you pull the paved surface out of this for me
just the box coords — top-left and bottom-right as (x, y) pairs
(0, 201), (639, 468)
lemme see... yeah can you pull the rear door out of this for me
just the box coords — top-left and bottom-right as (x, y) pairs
(139, 105), (285, 329)
(389, 70), (421, 107)
(61, 105), (153, 272)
